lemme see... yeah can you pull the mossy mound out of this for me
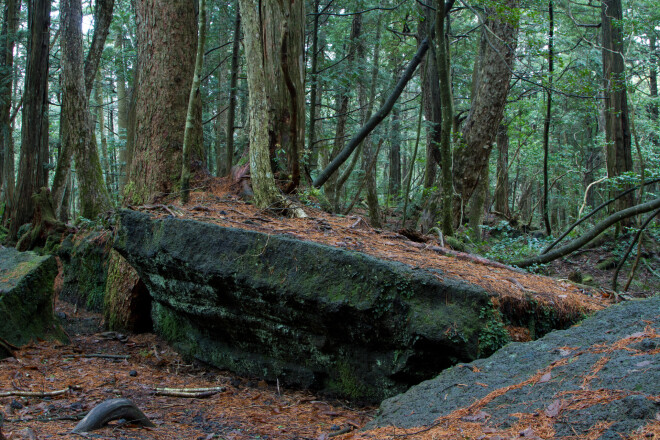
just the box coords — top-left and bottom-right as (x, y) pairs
(58, 231), (113, 312)
(0, 247), (67, 357)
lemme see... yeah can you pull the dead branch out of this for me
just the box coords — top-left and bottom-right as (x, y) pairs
(515, 197), (660, 268)
(71, 398), (155, 434)
(72, 354), (130, 360)
(0, 387), (73, 398)
(154, 386), (225, 398)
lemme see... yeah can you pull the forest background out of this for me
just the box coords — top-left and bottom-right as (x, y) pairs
(0, 0), (658, 293)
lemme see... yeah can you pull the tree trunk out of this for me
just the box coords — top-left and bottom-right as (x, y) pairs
(83, 0), (114, 100)
(452, 0), (519, 225)
(115, 31), (129, 189)
(60, 0), (111, 219)
(648, 33), (657, 145)
(181, 0), (206, 204)
(542, 0), (554, 236)
(601, 0), (634, 215)
(418, 2), (441, 190)
(360, 19), (382, 228)
(95, 75), (112, 193)
(494, 124), (510, 217)
(327, 13), (362, 211)
(224, 6), (241, 177)
(9, 0), (51, 241)
(127, 0), (197, 204)
(306, 0), (320, 178)
(388, 101), (402, 202)
(468, 156), (489, 242)
(0, 0), (20, 217)
(436, 0), (454, 236)
(239, 0), (288, 209)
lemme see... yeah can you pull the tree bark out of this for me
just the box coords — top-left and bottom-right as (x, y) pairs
(224, 6), (241, 176)
(388, 98), (402, 202)
(127, 0), (197, 204)
(601, 0), (634, 215)
(648, 33), (657, 145)
(9, 0), (51, 241)
(181, 0), (206, 204)
(452, 0), (519, 224)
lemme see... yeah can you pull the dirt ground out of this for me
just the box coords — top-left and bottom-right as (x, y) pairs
(0, 299), (375, 439)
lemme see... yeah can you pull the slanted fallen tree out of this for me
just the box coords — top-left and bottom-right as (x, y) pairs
(513, 197), (660, 268)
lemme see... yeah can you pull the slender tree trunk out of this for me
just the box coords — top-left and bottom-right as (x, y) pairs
(542, 0), (554, 236)
(388, 100), (402, 201)
(96, 75), (112, 193)
(361, 20), (382, 228)
(494, 124), (510, 217)
(224, 6), (241, 176)
(601, 0), (634, 215)
(452, 0), (519, 225)
(468, 157), (489, 242)
(181, 0), (206, 204)
(214, 85), (226, 176)
(9, 0), (50, 241)
(649, 33), (658, 145)
(115, 32), (129, 189)
(419, 3), (441, 190)
(83, 0), (114, 100)
(0, 0), (20, 216)
(307, 0), (320, 178)
(327, 13), (362, 211)
(436, 0), (454, 236)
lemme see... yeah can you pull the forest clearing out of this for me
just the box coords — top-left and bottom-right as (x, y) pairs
(1, 0), (659, 438)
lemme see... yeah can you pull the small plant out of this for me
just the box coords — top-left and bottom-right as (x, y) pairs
(478, 304), (511, 356)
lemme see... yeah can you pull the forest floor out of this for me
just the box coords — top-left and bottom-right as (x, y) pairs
(1, 175), (658, 439)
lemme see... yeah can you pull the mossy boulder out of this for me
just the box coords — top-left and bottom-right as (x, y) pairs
(0, 246), (66, 357)
(113, 210), (566, 402)
(58, 231), (113, 312)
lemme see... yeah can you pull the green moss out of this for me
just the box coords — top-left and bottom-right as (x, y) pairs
(327, 360), (370, 401)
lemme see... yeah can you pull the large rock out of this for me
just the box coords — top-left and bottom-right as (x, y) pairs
(0, 246), (66, 357)
(370, 295), (659, 439)
(114, 210), (585, 402)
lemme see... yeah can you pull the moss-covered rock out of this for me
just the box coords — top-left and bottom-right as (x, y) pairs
(0, 247), (67, 357)
(58, 231), (113, 312)
(113, 210), (572, 403)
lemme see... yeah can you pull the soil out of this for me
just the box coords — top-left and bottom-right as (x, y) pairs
(0, 300), (375, 439)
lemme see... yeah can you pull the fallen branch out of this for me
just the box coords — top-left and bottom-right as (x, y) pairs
(71, 398), (155, 434)
(0, 387), (74, 398)
(72, 354), (130, 360)
(515, 197), (660, 268)
(542, 177), (660, 255)
(154, 386), (225, 398)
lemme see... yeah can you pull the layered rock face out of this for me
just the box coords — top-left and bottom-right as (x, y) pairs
(0, 247), (65, 357)
(114, 210), (585, 402)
